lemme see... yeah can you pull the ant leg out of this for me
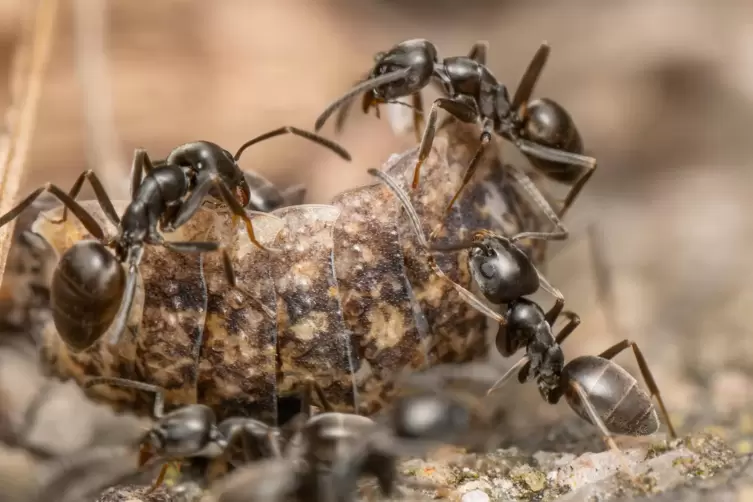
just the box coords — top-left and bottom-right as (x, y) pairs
(160, 239), (274, 318)
(161, 171), (216, 232)
(443, 116), (494, 216)
(597, 340), (677, 439)
(515, 137), (597, 203)
(467, 41), (489, 64)
(554, 311), (581, 344)
(411, 91), (425, 143)
(427, 255), (507, 326)
(559, 160), (597, 219)
(105, 246), (143, 346)
(129, 148), (155, 202)
(0, 183), (106, 240)
(234, 126), (351, 162)
(411, 96), (480, 190)
(209, 175), (281, 254)
(84, 376), (166, 418)
(569, 380), (622, 453)
(511, 43), (551, 111)
(146, 464), (170, 495)
(544, 296), (565, 325)
(45, 170), (120, 226)
(301, 377), (334, 416)
(506, 162), (568, 242)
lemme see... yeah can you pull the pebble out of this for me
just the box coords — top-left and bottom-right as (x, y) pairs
(461, 489), (490, 502)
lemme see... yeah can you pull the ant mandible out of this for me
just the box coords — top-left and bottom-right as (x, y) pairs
(315, 39), (596, 221)
(371, 168), (678, 451)
(0, 127), (350, 351)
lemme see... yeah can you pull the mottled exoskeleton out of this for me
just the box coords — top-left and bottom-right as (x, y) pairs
(34, 120), (556, 426)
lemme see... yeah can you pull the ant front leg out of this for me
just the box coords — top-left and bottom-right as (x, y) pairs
(411, 92), (425, 143)
(173, 173), (280, 254)
(411, 95), (481, 190)
(597, 340), (677, 439)
(444, 116), (494, 215)
(160, 239), (274, 319)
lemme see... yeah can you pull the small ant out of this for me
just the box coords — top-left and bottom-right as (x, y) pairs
(84, 376), (286, 495)
(370, 168), (678, 452)
(315, 39), (596, 220)
(207, 375), (460, 502)
(0, 127), (350, 351)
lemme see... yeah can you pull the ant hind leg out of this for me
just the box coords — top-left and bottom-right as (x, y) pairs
(597, 340), (677, 439)
(45, 170), (121, 227)
(0, 183), (107, 240)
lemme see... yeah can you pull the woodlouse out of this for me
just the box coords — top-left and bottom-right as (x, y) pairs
(32, 120), (555, 425)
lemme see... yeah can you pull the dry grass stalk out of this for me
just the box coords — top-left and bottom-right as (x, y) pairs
(73, 0), (128, 200)
(0, 0), (59, 288)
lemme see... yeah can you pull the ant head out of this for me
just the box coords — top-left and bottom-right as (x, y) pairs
(209, 148), (251, 207)
(370, 39), (438, 100)
(390, 392), (470, 441)
(145, 404), (224, 459)
(468, 233), (540, 304)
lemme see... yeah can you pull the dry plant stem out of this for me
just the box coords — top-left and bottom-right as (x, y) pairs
(0, 0), (59, 288)
(73, 0), (127, 200)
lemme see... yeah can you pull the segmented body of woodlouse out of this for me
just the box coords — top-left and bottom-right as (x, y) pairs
(33, 121), (555, 425)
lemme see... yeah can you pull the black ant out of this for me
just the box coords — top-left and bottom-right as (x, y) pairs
(315, 39), (596, 220)
(0, 127), (350, 351)
(206, 376), (459, 502)
(370, 168), (678, 452)
(83, 375), (288, 495)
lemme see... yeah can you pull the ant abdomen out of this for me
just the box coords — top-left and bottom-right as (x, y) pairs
(522, 98), (585, 183)
(51, 240), (125, 352)
(563, 356), (660, 436)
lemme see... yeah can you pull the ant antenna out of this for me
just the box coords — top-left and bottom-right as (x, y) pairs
(315, 68), (412, 131)
(233, 126), (351, 162)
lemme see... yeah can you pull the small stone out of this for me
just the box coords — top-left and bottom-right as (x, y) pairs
(460, 489), (489, 502)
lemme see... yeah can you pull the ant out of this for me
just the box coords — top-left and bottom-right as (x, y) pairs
(206, 375), (462, 502)
(83, 376), (287, 495)
(370, 168), (678, 452)
(315, 39), (596, 220)
(0, 126), (350, 351)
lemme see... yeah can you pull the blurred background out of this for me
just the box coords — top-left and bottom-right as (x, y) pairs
(2, 0), (753, 446)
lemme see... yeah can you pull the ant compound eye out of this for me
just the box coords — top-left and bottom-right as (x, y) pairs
(480, 261), (497, 280)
